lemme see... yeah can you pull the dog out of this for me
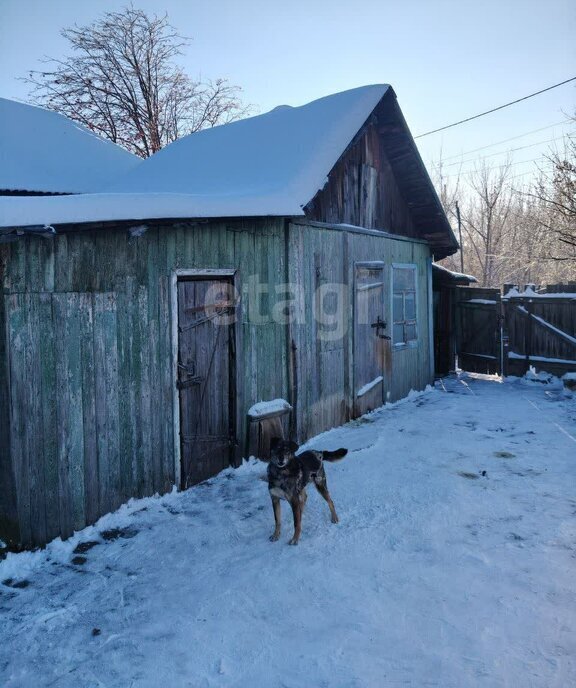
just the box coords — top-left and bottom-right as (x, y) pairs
(267, 437), (347, 545)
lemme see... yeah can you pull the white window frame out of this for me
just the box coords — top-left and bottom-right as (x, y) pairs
(391, 263), (418, 349)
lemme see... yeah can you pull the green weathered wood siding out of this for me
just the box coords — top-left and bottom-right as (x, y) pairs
(1, 219), (288, 547)
(0, 266), (20, 544)
(0, 218), (433, 547)
(288, 222), (433, 440)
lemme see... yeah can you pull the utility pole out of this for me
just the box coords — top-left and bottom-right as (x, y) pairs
(455, 200), (464, 273)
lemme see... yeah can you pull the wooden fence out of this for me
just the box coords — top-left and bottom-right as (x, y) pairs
(502, 292), (576, 377)
(449, 287), (576, 378)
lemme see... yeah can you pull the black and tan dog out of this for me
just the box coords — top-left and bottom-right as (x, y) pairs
(267, 438), (347, 545)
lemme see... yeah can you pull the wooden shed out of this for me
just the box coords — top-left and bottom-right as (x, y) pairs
(0, 85), (457, 548)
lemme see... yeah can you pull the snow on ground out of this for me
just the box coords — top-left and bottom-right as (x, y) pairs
(1, 373), (575, 688)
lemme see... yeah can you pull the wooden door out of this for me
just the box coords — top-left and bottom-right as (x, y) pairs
(177, 279), (236, 488)
(353, 263), (390, 417)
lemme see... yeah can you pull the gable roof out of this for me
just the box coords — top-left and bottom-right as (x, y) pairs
(0, 85), (457, 257)
(0, 98), (140, 194)
(107, 84), (390, 210)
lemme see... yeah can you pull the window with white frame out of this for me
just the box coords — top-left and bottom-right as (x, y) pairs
(392, 265), (417, 346)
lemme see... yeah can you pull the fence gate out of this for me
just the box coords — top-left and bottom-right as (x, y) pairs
(455, 287), (502, 374)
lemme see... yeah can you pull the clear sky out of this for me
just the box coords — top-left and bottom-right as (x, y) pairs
(1, 0), (575, 184)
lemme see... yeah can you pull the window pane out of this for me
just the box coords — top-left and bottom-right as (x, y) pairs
(405, 322), (417, 342)
(405, 291), (416, 320)
(393, 267), (415, 291)
(393, 323), (404, 344)
(393, 293), (403, 322)
(357, 266), (382, 281)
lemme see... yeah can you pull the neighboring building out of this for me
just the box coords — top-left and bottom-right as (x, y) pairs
(0, 84), (458, 548)
(0, 97), (139, 195)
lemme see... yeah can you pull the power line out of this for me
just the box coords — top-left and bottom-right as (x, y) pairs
(415, 76), (576, 138)
(439, 155), (548, 178)
(509, 169), (542, 181)
(438, 119), (572, 162)
(434, 131), (574, 169)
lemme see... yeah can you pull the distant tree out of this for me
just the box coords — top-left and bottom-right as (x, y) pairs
(24, 7), (249, 158)
(527, 131), (576, 260)
(434, 150), (575, 288)
(459, 159), (514, 287)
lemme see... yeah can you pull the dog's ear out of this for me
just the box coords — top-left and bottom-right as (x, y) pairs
(270, 437), (281, 451)
(287, 440), (299, 453)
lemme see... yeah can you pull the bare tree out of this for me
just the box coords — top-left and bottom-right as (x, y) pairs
(526, 133), (576, 259)
(434, 143), (575, 288)
(24, 7), (249, 158)
(448, 159), (514, 287)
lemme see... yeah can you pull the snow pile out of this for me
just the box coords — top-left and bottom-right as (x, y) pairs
(504, 286), (576, 299)
(0, 98), (140, 194)
(356, 375), (383, 397)
(1, 374), (574, 687)
(523, 366), (561, 386)
(247, 398), (292, 418)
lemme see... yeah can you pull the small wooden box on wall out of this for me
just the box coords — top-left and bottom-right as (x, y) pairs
(246, 401), (292, 461)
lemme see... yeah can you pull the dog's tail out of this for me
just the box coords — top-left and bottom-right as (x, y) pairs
(322, 448), (348, 462)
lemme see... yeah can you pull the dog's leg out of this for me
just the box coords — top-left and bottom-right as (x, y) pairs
(269, 496), (281, 542)
(288, 498), (303, 545)
(314, 477), (339, 524)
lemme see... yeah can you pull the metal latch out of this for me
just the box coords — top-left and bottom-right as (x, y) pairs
(371, 316), (391, 339)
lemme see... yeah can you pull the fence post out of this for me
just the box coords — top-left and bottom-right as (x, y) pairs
(524, 299), (534, 374)
(500, 300), (508, 377)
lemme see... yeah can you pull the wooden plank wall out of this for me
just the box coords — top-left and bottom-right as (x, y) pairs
(0, 249), (20, 544)
(304, 121), (419, 240)
(289, 222), (433, 441)
(1, 219), (432, 547)
(1, 219), (288, 546)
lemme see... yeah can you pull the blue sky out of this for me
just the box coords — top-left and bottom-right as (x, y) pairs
(1, 0), (574, 182)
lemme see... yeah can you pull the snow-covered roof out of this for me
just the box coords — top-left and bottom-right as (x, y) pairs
(0, 85), (390, 227)
(108, 85), (390, 205)
(0, 98), (140, 194)
(432, 263), (477, 284)
(0, 85), (458, 258)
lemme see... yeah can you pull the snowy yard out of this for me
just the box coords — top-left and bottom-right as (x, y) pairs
(1, 373), (575, 688)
